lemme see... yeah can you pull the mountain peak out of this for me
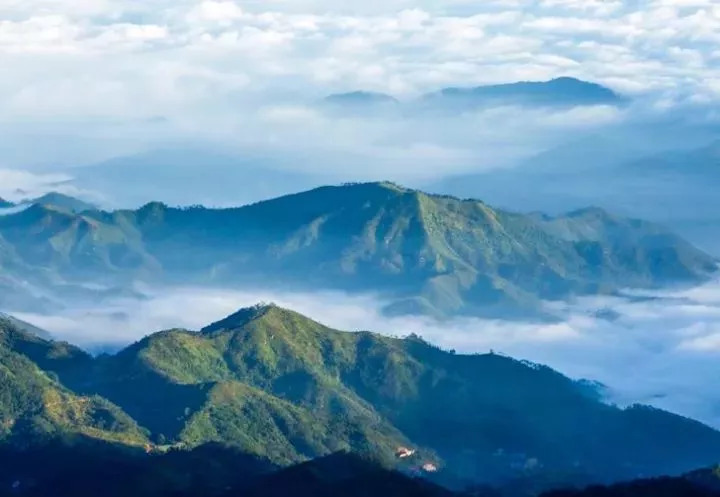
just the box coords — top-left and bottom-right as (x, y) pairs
(430, 77), (623, 108)
(201, 303), (279, 333)
(340, 181), (410, 193)
(24, 192), (98, 213)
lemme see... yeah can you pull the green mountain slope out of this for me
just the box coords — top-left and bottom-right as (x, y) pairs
(0, 183), (715, 317)
(22, 192), (98, 214)
(0, 319), (147, 447)
(2, 304), (720, 489)
(34, 304), (718, 486)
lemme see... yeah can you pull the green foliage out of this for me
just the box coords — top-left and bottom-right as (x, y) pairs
(2, 305), (720, 488)
(0, 320), (148, 447)
(0, 183), (715, 316)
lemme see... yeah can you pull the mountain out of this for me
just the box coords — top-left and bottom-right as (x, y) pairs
(321, 78), (625, 117)
(324, 91), (398, 105)
(0, 442), (464, 497)
(0, 198), (13, 209)
(322, 92), (400, 116)
(21, 192), (98, 214)
(0, 182), (715, 317)
(0, 319), (147, 447)
(429, 136), (720, 255)
(421, 77), (625, 110)
(625, 139), (720, 180)
(0, 441), (278, 497)
(71, 147), (324, 208)
(4, 303), (715, 490)
(0, 313), (51, 339)
(237, 451), (459, 497)
(542, 467), (720, 497)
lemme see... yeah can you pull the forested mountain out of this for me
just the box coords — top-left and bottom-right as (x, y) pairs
(1, 305), (719, 493)
(0, 182), (715, 317)
(0, 317), (147, 447)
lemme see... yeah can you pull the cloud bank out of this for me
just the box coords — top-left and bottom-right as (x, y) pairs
(0, 0), (719, 167)
(2, 0), (720, 116)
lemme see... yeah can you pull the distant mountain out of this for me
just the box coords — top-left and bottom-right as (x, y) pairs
(422, 77), (624, 110)
(0, 198), (13, 209)
(322, 91), (400, 116)
(0, 182), (715, 317)
(321, 78), (625, 117)
(324, 91), (398, 105)
(20, 192), (98, 214)
(624, 139), (720, 180)
(71, 147), (324, 208)
(429, 136), (720, 255)
(4, 304), (720, 490)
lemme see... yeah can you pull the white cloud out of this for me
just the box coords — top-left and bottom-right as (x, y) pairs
(0, 0), (718, 116)
(0, 169), (80, 200)
(0, 0), (717, 179)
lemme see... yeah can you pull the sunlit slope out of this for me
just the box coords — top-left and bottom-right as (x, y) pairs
(57, 304), (720, 481)
(0, 317), (148, 446)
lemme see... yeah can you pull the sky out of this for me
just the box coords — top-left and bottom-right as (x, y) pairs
(1, 0), (720, 185)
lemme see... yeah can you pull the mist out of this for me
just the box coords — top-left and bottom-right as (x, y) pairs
(11, 276), (720, 429)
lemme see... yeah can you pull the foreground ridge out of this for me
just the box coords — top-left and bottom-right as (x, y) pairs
(1, 305), (720, 493)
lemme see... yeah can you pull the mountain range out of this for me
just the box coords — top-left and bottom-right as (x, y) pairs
(323, 77), (625, 115)
(429, 136), (720, 255)
(0, 182), (715, 317)
(1, 304), (720, 494)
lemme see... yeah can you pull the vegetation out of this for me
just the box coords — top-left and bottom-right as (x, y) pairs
(1, 305), (719, 493)
(0, 322), (147, 447)
(0, 183), (716, 317)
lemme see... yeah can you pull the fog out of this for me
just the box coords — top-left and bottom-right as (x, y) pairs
(35, 101), (627, 208)
(12, 277), (720, 429)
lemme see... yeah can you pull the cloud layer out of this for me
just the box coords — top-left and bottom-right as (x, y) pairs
(2, 0), (720, 122)
(0, 0), (717, 193)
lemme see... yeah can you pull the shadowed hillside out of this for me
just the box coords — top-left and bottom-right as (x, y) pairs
(0, 182), (715, 317)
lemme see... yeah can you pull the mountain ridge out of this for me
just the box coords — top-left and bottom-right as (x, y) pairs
(323, 77), (626, 115)
(0, 181), (715, 317)
(2, 304), (720, 491)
